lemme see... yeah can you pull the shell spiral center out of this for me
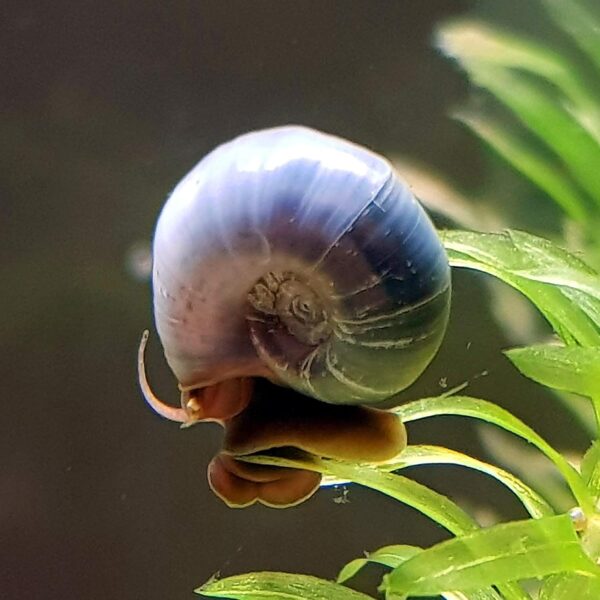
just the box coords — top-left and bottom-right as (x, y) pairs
(248, 272), (332, 347)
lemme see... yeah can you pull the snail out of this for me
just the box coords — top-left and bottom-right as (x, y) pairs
(138, 126), (451, 508)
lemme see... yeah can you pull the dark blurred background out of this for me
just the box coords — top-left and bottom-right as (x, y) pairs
(1, 2), (586, 599)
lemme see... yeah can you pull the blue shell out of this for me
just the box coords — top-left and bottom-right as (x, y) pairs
(152, 126), (450, 406)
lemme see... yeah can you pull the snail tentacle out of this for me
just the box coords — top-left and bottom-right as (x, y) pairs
(138, 331), (253, 426)
(137, 330), (189, 424)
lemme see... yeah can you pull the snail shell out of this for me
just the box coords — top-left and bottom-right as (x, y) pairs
(139, 126), (450, 507)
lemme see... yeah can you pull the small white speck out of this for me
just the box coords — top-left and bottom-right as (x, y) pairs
(124, 240), (152, 281)
(332, 487), (350, 504)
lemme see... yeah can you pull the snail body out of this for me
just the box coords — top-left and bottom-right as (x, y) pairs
(139, 126), (450, 507)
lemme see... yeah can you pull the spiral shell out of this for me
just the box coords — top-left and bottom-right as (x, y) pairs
(138, 126), (450, 507)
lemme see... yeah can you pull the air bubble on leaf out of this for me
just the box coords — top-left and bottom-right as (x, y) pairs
(568, 506), (586, 531)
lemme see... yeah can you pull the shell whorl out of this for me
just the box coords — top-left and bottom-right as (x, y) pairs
(152, 126), (450, 407)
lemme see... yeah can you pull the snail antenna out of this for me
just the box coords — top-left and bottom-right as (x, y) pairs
(137, 330), (188, 423)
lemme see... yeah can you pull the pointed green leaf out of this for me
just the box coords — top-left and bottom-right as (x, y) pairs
(386, 515), (599, 596)
(195, 572), (374, 600)
(443, 229), (600, 298)
(441, 229), (600, 346)
(324, 461), (479, 536)
(456, 111), (589, 222)
(339, 545), (504, 600)
(506, 345), (600, 398)
(337, 545), (421, 583)
(378, 445), (553, 519)
(505, 343), (600, 430)
(394, 395), (593, 514)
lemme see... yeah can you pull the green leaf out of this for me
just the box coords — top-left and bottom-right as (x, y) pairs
(562, 287), (600, 331)
(483, 66), (599, 171)
(441, 229), (600, 346)
(385, 515), (599, 597)
(436, 20), (600, 203)
(505, 345), (600, 398)
(456, 111), (589, 222)
(394, 395), (594, 514)
(195, 572), (374, 600)
(479, 426), (575, 514)
(319, 443), (552, 519)
(443, 229), (600, 298)
(239, 451), (480, 535)
(506, 344), (600, 430)
(506, 230), (600, 297)
(442, 15), (600, 141)
(241, 454), (522, 599)
(339, 546), (504, 600)
(337, 545), (421, 583)
(323, 461), (480, 537)
(541, 0), (600, 74)
(436, 19), (589, 102)
(539, 572), (600, 600)
(378, 444), (553, 519)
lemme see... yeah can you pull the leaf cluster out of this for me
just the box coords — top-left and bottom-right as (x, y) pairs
(195, 233), (600, 599)
(435, 0), (600, 256)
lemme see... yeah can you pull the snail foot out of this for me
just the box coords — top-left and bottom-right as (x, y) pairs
(207, 453), (321, 508)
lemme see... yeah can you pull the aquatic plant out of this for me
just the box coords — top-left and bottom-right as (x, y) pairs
(195, 227), (600, 599)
